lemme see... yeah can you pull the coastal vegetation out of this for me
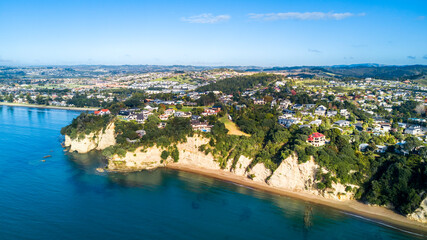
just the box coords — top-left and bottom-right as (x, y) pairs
(61, 72), (427, 220)
(60, 113), (113, 139)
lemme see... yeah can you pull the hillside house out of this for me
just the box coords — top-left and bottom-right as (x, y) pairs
(307, 132), (326, 147)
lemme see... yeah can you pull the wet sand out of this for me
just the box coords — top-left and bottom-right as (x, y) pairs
(166, 163), (427, 236)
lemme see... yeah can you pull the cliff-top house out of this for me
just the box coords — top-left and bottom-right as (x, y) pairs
(307, 132), (326, 147)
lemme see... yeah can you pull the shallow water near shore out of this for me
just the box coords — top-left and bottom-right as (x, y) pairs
(0, 106), (424, 240)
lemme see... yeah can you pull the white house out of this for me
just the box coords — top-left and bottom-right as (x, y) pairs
(404, 126), (423, 135)
(315, 105), (327, 116)
(334, 120), (350, 127)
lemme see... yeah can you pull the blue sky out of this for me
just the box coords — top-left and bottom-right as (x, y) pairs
(0, 0), (426, 66)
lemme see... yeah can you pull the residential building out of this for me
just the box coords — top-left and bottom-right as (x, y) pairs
(307, 132), (326, 147)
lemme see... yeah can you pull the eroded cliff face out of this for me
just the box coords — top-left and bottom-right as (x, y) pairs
(107, 137), (218, 171)
(106, 139), (355, 201)
(64, 123), (116, 153)
(268, 155), (356, 201)
(65, 129), (426, 223)
(408, 197), (427, 223)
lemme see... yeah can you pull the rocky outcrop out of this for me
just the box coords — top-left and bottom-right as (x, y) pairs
(408, 197), (427, 223)
(64, 123), (116, 153)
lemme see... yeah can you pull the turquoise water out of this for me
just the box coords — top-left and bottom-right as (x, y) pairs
(0, 106), (424, 240)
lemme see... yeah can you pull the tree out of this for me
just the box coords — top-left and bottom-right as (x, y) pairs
(415, 104), (425, 116)
(403, 136), (423, 153)
(161, 150), (169, 160)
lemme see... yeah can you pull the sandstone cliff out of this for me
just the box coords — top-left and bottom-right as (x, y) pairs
(64, 123), (116, 153)
(408, 197), (427, 223)
(268, 155), (356, 200)
(65, 128), (426, 224)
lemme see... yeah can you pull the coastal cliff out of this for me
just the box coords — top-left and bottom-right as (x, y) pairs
(104, 136), (354, 201)
(408, 197), (427, 223)
(63, 129), (427, 225)
(64, 122), (116, 153)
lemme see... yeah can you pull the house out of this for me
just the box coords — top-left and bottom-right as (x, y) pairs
(315, 105), (327, 116)
(376, 145), (388, 153)
(164, 108), (175, 116)
(326, 110), (338, 117)
(359, 143), (369, 152)
(340, 109), (350, 117)
(334, 120), (350, 127)
(135, 113), (145, 124)
(202, 107), (221, 116)
(404, 126), (423, 135)
(94, 109), (110, 116)
(118, 110), (130, 116)
(309, 119), (322, 126)
(191, 120), (213, 132)
(158, 122), (167, 128)
(159, 114), (169, 121)
(307, 132), (326, 147)
(305, 104), (316, 110)
(292, 104), (304, 110)
(354, 123), (364, 131)
(278, 116), (301, 128)
(253, 99), (265, 105)
(279, 100), (292, 110)
(235, 104), (246, 111)
(191, 115), (201, 121)
(380, 123), (391, 132)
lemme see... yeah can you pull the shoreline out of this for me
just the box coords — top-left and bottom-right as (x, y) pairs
(0, 102), (98, 111)
(165, 163), (427, 236)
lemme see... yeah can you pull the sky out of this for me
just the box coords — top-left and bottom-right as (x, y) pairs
(0, 0), (426, 66)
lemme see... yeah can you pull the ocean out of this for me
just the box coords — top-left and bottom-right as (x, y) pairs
(0, 106), (423, 240)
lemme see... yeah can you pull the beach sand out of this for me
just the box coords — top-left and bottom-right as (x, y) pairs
(166, 163), (427, 236)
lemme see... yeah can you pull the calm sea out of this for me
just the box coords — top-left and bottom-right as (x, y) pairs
(0, 106), (424, 240)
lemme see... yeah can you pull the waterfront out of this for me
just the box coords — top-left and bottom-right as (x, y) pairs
(0, 106), (424, 240)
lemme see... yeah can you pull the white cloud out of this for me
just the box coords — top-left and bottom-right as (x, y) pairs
(181, 13), (230, 24)
(248, 12), (365, 21)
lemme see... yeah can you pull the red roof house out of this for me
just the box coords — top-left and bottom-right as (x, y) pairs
(307, 132), (326, 147)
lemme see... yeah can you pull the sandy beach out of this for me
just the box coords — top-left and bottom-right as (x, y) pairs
(0, 102), (98, 111)
(166, 163), (427, 236)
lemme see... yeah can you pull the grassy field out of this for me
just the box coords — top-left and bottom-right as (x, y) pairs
(219, 115), (250, 136)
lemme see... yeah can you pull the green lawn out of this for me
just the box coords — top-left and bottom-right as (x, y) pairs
(219, 115), (250, 136)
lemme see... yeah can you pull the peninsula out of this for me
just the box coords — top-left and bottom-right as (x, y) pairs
(59, 72), (427, 234)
